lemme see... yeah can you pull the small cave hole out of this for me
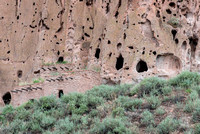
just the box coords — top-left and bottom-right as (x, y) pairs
(171, 29), (177, 40)
(123, 33), (126, 39)
(57, 51), (60, 55)
(109, 52), (112, 57)
(106, 3), (110, 13)
(156, 10), (160, 18)
(189, 35), (199, 58)
(58, 90), (64, 98)
(166, 9), (172, 14)
(169, 2), (176, 8)
(2, 92), (11, 105)
(115, 54), (124, 70)
(117, 43), (122, 50)
(175, 38), (179, 44)
(95, 48), (101, 59)
(128, 46), (133, 49)
(136, 60), (148, 73)
(17, 70), (23, 78)
(58, 57), (64, 62)
(125, 67), (129, 70)
(182, 41), (187, 50)
(142, 51), (145, 55)
(34, 70), (40, 74)
(115, 11), (119, 18)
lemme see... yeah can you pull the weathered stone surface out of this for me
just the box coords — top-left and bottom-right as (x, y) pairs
(1, 0), (200, 105)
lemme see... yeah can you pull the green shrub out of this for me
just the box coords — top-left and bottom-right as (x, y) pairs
(33, 77), (44, 84)
(193, 86), (200, 96)
(169, 71), (200, 89)
(157, 117), (180, 134)
(97, 104), (111, 118)
(0, 119), (26, 133)
(22, 99), (37, 110)
(184, 100), (194, 113)
(175, 102), (184, 110)
(145, 95), (161, 110)
(86, 84), (132, 101)
(70, 114), (82, 125)
(194, 123), (200, 134)
(86, 85), (118, 100)
(89, 109), (99, 118)
(61, 93), (88, 114)
(50, 107), (67, 119)
(61, 93), (103, 115)
(54, 117), (74, 134)
(1, 105), (15, 123)
(186, 89), (192, 94)
(146, 125), (157, 134)
(88, 85), (116, 99)
(131, 77), (166, 97)
(15, 107), (31, 121)
(189, 90), (199, 101)
(86, 94), (104, 109)
(56, 61), (68, 64)
(115, 84), (133, 96)
(112, 107), (125, 117)
(161, 86), (172, 95)
(192, 105), (200, 123)
(89, 117), (132, 134)
(41, 116), (56, 129)
(184, 91), (200, 113)
(141, 110), (154, 126)
(80, 115), (90, 129)
(37, 95), (58, 111)
(167, 17), (181, 28)
(155, 107), (166, 115)
(2, 105), (15, 115)
(115, 96), (143, 111)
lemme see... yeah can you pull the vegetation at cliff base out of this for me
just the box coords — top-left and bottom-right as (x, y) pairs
(1, 71), (200, 133)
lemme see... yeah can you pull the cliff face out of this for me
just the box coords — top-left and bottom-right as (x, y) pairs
(1, 0), (200, 105)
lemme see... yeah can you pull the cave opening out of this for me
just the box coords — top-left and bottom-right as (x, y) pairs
(166, 9), (172, 14)
(171, 29), (177, 40)
(95, 48), (101, 59)
(58, 90), (64, 98)
(189, 35), (199, 58)
(117, 43), (122, 50)
(17, 70), (23, 78)
(136, 60), (148, 73)
(2, 92), (11, 105)
(169, 2), (176, 8)
(115, 54), (124, 70)
(182, 41), (187, 50)
(58, 57), (64, 62)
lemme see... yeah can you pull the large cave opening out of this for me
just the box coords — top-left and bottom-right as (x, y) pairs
(2, 92), (11, 105)
(156, 53), (181, 74)
(115, 54), (124, 70)
(136, 60), (148, 73)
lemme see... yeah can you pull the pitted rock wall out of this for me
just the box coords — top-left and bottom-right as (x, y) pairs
(1, 0), (200, 105)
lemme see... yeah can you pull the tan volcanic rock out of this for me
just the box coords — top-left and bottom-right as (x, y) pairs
(0, 0), (200, 105)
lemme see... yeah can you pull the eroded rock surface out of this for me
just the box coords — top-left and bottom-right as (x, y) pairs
(1, 0), (200, 105)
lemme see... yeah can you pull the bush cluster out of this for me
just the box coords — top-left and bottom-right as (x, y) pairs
(1, 71), (200, 133)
